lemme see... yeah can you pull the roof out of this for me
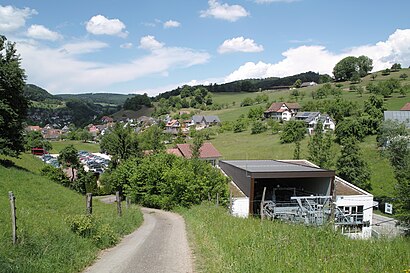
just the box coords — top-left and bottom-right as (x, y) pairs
(286, 102), (301, 109)
(176, 142), (222, 159)
(192, 115), (220, 124)
(334, 176), (372, 196)
(400, 102), (410, 111)
(220, 160), (334, 178)
(265, 102), (301, 113)
(166, 148), (183, 157)
(26, 125), (42, 131)
(295, 112), (320, 123)
(166, 119), (180, 127)
(384, 111), (410, 128)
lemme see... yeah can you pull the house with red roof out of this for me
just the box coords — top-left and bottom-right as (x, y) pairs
(165, 119), (181, 134)
(264, 102), (301, 121)
(167, 142), (222, 166)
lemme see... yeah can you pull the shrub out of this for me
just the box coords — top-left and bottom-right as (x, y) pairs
(251, 120), (267, 134)
(41, 165), (70, 187)
(67, 215), (119, 249)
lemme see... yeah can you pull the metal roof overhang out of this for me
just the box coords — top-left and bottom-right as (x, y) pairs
(251, 170), (335, 179)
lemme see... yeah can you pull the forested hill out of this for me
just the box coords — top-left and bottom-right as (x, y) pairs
(24, 84), (58, 101)
(155, 71), (323, 100)
(56, 93), (134, 105)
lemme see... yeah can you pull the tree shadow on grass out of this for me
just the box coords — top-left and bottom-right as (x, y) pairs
(0, 159), (31, 173)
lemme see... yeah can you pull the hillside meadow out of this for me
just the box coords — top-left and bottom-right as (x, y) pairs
(0, 154), (143, 273)
(183, 203), (410, 273)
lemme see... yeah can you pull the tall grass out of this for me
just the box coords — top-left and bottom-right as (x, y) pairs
(0, 157), (143, 273)
(183, 203), (410, 273)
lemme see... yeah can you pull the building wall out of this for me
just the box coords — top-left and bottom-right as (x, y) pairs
(231, 197), (249, 218)
(335, 195), (373, 239)
(219, 161), (252, 197)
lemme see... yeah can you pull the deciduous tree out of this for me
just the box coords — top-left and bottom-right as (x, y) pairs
(0, 35), (29, 157)
(58, 145), (80, 182)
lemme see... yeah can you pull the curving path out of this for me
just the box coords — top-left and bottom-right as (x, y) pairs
(83, 207), (194, 273)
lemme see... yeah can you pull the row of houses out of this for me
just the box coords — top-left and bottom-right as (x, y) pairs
(165, 115), (221, 134)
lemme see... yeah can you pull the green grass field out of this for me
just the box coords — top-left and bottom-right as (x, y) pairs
(183, 203), (410, 273)
(0, 154), (143, 273)
(49, 140), (100, 153)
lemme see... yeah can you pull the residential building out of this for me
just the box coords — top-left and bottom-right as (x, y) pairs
(190, 115), (221, 128)
(400, 102), (410, 111)
(167, 142), (222, 166)
(300, 81), (318, 88)
(264, 102), (301, 120)
(165, 119), (181, 134)
(294, 112), (335, 134)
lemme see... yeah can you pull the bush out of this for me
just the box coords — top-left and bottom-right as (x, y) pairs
(40, 165), (70, 187)
(67, 215), (119, 249)
(251, 120), (267, 134)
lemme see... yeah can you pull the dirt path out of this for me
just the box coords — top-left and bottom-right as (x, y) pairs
(83, 208), (194, 273)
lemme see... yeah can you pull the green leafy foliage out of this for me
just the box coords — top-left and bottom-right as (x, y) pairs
(123, 93), (152, 111)
(58, 145), (80, 181)
(24, 130), (52, 151)
(251, 120), (267, 134)
(335, 118), (365, 144)
(336, 138), (371, 191)
(280, 120), (306, 144)
(109, 153), (229, 210)
(100, 123), (141, 167)
(333, 55), (373, 81)
(138, 124), (165, 154)
(308, 124), (334, 169)
(67, 215), (119, 249)
(0, 35), (29, 157)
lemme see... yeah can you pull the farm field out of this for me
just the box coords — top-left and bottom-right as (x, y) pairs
(49, 140), (100, 154)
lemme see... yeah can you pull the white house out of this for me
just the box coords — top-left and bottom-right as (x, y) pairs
(165, 119), (180, 134)
(264, 102), (301, 121)
(294, 112), (336, 134)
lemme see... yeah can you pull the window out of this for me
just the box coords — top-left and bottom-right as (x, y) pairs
(337, 205), (364, 234)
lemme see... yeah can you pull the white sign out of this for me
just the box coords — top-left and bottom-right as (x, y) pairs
(385, 203), (393, 214)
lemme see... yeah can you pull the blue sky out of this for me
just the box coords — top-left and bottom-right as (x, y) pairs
(1, 0), (410, 95)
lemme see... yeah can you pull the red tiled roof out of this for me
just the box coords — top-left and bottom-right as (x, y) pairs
(265, 102), (301, 113)
(286, 102), (301, 109)
(176, 142), (222, 159)
(166, 148), (183, 157)
(400, 102), (410, 111)
(27, 125), (41, 131)
(265, 102), (284, 113)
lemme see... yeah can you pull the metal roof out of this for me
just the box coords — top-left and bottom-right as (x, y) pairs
(220, 160), (330, 173)
(384, 111), (410, 128)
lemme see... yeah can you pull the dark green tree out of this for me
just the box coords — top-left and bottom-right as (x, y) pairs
(24, 130), (52, 152)
(336, 138), (371, 191)
(391, 63), (402, 71)
(280, 120), (306, 144)
(139, 124), (165, 154)
(333, 55), (373, 81)
(0, 35), (29, 157)
(100, 123), (141, 168)
(335, 118), (365, 144)
(308, 123), (334, 169)
(191, 132), (204, 159)
(251, 120), (267, 134)
(78, 129), (93, 142)
(58, 145), (80, 182)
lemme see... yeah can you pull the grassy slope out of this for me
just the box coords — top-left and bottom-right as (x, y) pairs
(0, 154), (143, 273)
(183, 204), (410, 273)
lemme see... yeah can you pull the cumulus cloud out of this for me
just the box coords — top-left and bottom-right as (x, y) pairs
(218, 37), (264, 54)
(16, 37), (210, 94)
(0, 5), (37, 32)
(59, 40), (108, 55)
(139, 35), (164, 50)
(86, 15), (128, 37)
(27, 25), (62, 41)
(164, 20), (181, 29)
(225, 29), (410, 82)
(120, 42), (133, 49)
(200, 0), (249, 22)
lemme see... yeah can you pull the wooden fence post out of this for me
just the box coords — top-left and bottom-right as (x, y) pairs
(116, 191), (122, 217)
(9, 191), (17, 245)
(216, 193), (219, 207)
(229, 190), (233, 214)
(126, 196), (131, 209)
(86, 193), (92, 215)
(260, 187), (266, 220)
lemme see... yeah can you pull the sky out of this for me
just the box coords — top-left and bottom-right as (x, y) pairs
(1, 0), (410, 96)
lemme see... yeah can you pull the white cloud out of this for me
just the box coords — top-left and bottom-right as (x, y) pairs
(120, 42), (133, 49)
(16, 37), (210, 94)
(200, 0), (249, 22)
(225, 29), (410, 82)
(27, 25), (62, 41)
(0, 5), (37, 32)
(164, 20), (181, 29)
(59, 40), (108, 55)
(86, 15), (128, 38)
(218, 37), (264, 54)
(139, 35), (164, 50)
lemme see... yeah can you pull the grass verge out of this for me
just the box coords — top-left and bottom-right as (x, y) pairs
(0, 156), (143, 273)
(183, 203), (410, 273)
